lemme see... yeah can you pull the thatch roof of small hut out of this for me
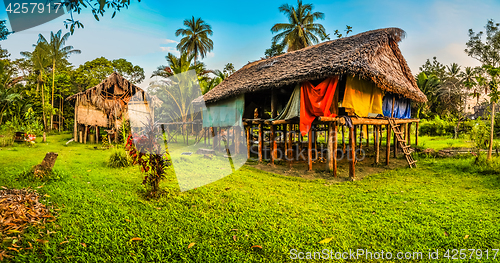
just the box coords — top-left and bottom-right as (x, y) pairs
(67, 72), (161, 121)
(195, 28), (426, 105)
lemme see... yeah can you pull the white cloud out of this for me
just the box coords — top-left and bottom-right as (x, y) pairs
(162, 39), (178, 44)
(160, 46), (179, 54)
(207, 52), (215, 58)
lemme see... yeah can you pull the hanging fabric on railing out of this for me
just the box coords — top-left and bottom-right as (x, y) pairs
(300, 76), (339, 136)
(382, 93), (412, 119)
(342, 75), (383, 117)
(202, 95), (245, 127)
(274, 84), (301, 120)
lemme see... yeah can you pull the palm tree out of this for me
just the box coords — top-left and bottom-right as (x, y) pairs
(415, 72), (440, 118)
(150, 52), (208, 143)
(0, 60), (21, 125)
(175, 17), (213, 65)
(21, 43), (52, 130)
(37, 30), (80, 130)
(271, 0), (326, 52)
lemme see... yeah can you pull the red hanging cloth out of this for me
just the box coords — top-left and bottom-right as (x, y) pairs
(300, 76), (339, 136)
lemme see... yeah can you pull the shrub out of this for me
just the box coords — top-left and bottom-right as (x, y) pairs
(108, 149), (131, 168)
(419, 116), (473, 137)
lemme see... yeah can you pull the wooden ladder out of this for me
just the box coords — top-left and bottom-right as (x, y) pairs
(388, 118), (417, 168)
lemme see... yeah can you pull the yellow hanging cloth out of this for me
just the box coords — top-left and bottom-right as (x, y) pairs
(342, 75), (383, 117)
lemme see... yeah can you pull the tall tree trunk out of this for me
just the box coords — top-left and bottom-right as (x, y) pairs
(488, 103), (495, 160)
(59, 95), (62, 132)
(0, 104), (7, 125)
(41, 83), (47, 131)
(50, 60), (55, 131)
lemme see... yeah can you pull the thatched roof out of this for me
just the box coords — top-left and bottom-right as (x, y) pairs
(67, 72), (161, 121)
(196, 28), (426, 104)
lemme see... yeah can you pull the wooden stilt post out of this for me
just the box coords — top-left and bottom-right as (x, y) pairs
(235, 126), (240, 154)
(212, 127), (216, 150)
(258, 122), (263, 163)
(270, 125), (276, 166)
(288, 124), (293, 167)
(284, 124), (288, 159)
(246, 125), (251, 159)
(84, 125), (88, 144)
(393, 128), (397, 158)
(349, 126), (355, 179)
(342, 125), (346, 154)
(96, 126), (99, 144)
(407, 123), (411, 146)
(79, 126), (82, 143)
(386, 124), (390, 165)
(328, 122), (337, 177)
(375, 125), (380, 164)
(74, 98), (78, 142)
(415, 122), (419, 146)
(366, 125), (370, 148)
(308, 127), (313, 171)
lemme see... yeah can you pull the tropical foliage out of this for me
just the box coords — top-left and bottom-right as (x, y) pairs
(271, 0), (326, 52)
(175, 16), (214, 64)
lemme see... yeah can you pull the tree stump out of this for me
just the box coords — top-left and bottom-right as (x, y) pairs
(32, 152), (58, 177)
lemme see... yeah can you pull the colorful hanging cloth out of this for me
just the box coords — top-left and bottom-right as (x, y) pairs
(342, 75), (383, 117)
(274, 84), (301, 120)
(300, 76), (339, 136)
(382, 93), (412, 119)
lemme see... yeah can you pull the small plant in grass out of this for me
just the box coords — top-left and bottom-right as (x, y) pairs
(470, 119), (489, 163)
(107, 149), (130, 168)
(101, 134), (109, 149)
(126, 118), (171, 197)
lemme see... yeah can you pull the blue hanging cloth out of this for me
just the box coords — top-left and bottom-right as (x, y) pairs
(382, 93), (412, 119)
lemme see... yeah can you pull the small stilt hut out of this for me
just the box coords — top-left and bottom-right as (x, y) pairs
(66, 72), (160, 144)
(196, 28), (427, 179)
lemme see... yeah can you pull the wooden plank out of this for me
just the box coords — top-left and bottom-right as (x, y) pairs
(385, 124), (390, 165)
(375, 125), (380, 164)
(318, 117), (419, 125)
(349, 126), (355, 179)
(405, 123), (410, 145)
(308, 128), (313, 171)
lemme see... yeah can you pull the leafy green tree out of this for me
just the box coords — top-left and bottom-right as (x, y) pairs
(111, 58), (145, 84)
(466, 19), (500, 160)
(465, 19), (500, 67)
(62, 0), (140, 34)
(0, 20), (11, 41)
(264, 41), (286, 58)
(223, 63), (235, 76)
(0, 60), (21, 125)
(419, 56), (446, 80)
(271, 0), (326, 52)
(21, 43), (52, 130)
(415, 72), (440, 118)
(175, 17), (214, 64)
(72, 57), (113, 91)
(37, 30), (80, 130)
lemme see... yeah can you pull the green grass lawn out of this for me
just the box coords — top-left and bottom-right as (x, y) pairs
(0, 133), (499, 262)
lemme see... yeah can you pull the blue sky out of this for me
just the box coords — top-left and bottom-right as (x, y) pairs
(0, 0), (499, 89)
